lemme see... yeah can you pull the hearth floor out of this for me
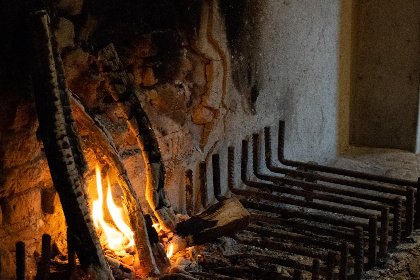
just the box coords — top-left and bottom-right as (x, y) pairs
(331, 147), (420, 280)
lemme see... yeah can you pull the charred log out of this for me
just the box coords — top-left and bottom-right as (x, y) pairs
(98, 43), (176, 231)
(27, 9), (113, 279)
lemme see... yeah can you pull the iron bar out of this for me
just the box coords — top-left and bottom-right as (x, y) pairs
(250, 213), (356, 242)
(35, 234), (51, 280)
(16, 241), (25, 280)
(312, 259), (321, 280)
(228, 146), (235, 191)
(277, 120), (417, 187)
(262, 130), (408, 196)
(406, 186), (415, 236)
(339, 242), (349, 280)
(326, 251), (336, 280)
(234, 177), (379, 221)
(392, 197), (403, 247)
(236, 236), (329, 261)
(214, 266), (293, 280)
(415, 178), (420, 229)
(242, 139), (398, 206)
(212, 154), (226, 201)
(252, 133), (283, 185)
(379, 208), (389, 259)
(227, 254), (313, 272)
(293, 269), (303, 280)
(185, 169), (194, 216)
(241, 200), (368, 230)
(353, 226), (364, 280)
(199, 161), (208, 209)
(367, 217), (377, 270)
(249, 173), (389, 213)
(246, 224), (349, 253)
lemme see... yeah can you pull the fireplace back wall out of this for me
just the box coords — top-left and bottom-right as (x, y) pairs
(0, 0), (341, 278)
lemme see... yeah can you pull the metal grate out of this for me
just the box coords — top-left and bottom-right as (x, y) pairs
(204, 120), (420, 280)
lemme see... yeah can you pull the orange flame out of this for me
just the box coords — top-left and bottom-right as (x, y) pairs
(152, 223), (161, 232)
(92, 164), (135, 251)
(166, 244), (174, 258)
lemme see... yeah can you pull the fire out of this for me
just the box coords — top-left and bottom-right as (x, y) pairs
(92, 164), (134, 251)
(166, 244), (174, 258)
(152, 223), (161, 232)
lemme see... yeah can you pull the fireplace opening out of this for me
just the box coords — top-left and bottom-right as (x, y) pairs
(2, 0), (420, 280)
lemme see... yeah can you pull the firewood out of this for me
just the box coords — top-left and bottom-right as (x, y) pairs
(173, 197), (250, 253)
(98, 44), (176, 231)
(27, 9), (114, 280)
(71, 96), (163, 276)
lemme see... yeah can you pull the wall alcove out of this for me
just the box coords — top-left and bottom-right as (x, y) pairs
(349, 0), (420, 153)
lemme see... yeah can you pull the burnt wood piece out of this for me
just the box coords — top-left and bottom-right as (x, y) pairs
(71, 96), (164, 276)
(27, 10), (113, 279)
(174, 197), (249, 253)
(98, 43), (176, 231)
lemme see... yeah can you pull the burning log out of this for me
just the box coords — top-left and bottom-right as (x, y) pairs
(27, 9), (114, 279)
(71, 96), (166, 276)
(98, 43), (176, 231)
(172, 197), (250, 253)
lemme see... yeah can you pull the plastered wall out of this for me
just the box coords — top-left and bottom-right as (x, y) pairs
(250, 0), (341, 163)
(350, 0), (420, 152)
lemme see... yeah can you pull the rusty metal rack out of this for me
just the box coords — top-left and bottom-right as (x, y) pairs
(202, 120), (419, 280)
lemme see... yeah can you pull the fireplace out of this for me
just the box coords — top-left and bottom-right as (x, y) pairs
(1, 0), (420, 279)
(0, 0), (256, 278)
